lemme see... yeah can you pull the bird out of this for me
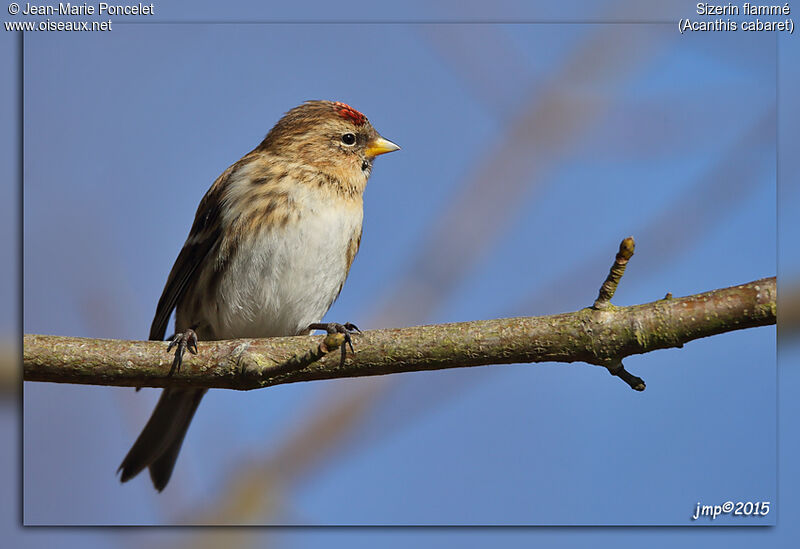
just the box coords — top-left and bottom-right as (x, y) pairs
(118, 100), (399, 491)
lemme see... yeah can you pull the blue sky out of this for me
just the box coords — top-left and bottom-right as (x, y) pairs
(6, 0), (799, 547)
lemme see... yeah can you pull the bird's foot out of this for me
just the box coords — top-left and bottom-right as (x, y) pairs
(308, 322), (360, 365)
(166, 328), (198, 375)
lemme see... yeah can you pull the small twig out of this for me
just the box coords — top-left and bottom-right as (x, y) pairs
(594, 236), (635, 310)
(604, 359), (646, 392)
(591, 237), (643, 390)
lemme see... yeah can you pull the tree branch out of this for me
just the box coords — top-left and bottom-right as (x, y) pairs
(23, 277), (775, 391)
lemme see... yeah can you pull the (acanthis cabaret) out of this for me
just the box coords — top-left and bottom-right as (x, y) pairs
(118, 100), (399, 491)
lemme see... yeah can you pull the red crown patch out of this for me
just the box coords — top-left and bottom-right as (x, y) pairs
(333, 102), (367, 126)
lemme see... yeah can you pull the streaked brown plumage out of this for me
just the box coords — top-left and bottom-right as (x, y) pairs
(118, 101), (399, 491)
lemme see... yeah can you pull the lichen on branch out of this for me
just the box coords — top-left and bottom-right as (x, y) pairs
(23, 277), (776, 391)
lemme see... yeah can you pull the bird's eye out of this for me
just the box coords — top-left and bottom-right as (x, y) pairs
(341, 133), (356, 145)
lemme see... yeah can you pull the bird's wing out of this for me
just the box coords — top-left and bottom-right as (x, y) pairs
(148, 179), (227, 341)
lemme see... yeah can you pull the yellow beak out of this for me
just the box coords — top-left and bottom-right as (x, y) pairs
(365, 135), (400, 158)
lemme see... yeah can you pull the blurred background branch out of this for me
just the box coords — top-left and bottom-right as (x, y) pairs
(781, 283), (800, 340)
(0, 342), (16, 398)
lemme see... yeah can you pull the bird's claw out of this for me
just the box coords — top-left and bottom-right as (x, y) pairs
(166, 329), (198, 375)
(308, 322), (360, 364)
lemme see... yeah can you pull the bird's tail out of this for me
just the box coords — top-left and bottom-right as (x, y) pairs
(118, 388), (207, 492)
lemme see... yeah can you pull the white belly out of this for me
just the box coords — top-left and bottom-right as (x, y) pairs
(207, 200), (361, 339)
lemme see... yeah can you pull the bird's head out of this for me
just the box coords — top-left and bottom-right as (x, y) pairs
(259, 100), (400, 185)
